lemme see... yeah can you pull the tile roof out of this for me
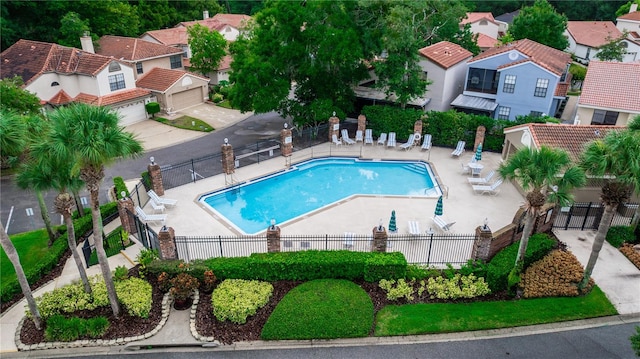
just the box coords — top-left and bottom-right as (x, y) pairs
(617, 11), (640, 21)
(418, 41), (472, 69)
(1, 39), (114, 85)
(461, 12), (497, 25)
(566, 21), (622, 48)
(48, 89), (73, 105)
(578, 61), (640, 113)
(96, 35), (182, 61)
(136, 67), (209, 92)
(504, 123), (622, 161)
(468, 39), (571, 76)
(476, 33), (499, 49)
(218, 55), (233, 70)
(495, 10), (520, 24)
(141, 28), (188, 46)
(176, 13), (251, 31)
(73, 88), (151, 106)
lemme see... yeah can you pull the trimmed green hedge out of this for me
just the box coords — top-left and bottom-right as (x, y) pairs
(606, 226), (636, 248)
(113, 177), (129, 200)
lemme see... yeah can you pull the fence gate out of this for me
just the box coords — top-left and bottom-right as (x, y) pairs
(553, 202), (635, 230)
(127, 208), (160, 253)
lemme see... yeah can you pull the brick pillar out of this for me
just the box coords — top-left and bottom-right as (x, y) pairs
(221, 139), (235, 174)
(329, 113), (340, 142)
(357, 114), (366, 133)
(158, 226), (177, 260)
(474, 126), (486, 152)
(371, 225), (388, 252)
(148, 159), (164, 196)
(472, 222), (493, 262)
(117, 197), (137, 235)
(413, 120), (423, 135)
(266, 225), (281, 253)
(280, 124), (293, 157)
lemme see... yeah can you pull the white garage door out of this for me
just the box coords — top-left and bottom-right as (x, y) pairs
(115, 100), (148, 126)
(172, 88), (203, 110)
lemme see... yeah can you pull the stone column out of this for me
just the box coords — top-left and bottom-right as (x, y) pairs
(158, 226), (177, 260)
(328, 113), (340, 142)
(221, 138), (235, 174)
(266, 225), (281, 253)
(280, 123), (293, 157)
(117, 196), (137, 235)
(413, 120), (423, 135)
(357, 114), (367, 133)
(371, 225), (388, 252)
(474, 125), (486, 152)
(472, 222), (493, 262)
(148, 157), (164, 196)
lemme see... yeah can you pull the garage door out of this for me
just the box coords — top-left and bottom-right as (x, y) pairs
(115, 100), (148, 126)
(172, 88), (203, 111)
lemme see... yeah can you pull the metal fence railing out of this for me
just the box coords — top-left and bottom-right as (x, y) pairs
(553, 202), (636, 230)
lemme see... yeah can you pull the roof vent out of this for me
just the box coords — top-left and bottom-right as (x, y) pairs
(594, 129), (601, 137)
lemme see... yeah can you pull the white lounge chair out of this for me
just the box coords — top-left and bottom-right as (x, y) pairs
(472, 178), (504, 196)
(387, 132), (396, 148)
(355, 130), (363, 143)
(408, 221), (421, 236)
(364, 129), (374, 145)
(377, 132), (387, 146)
(344, 232), (355, 249)
(341, 129), (355, 145)
(431, 216), (455, 232)
(468, 170), (495, 184)
(149, 199), (166, 213)
(451, 141), (465, 157)
(421, 134), (432, 151)
(399, 134), (416, 151)
(147, 190), (177, 207)
(332, 134), (342, 146)
(135, 206), (167, 225)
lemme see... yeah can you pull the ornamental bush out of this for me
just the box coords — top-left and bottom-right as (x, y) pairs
(521, 250), (588, 298)
(425, 274), (491, 300)
(115, 277), (153, 318)
(44, 315), (109, 342)
(606, 226), (636, 248)
(211, 279), (273, 324)
(379, 279), (414, 301)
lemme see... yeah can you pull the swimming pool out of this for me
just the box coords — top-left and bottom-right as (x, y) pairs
(199, 157), (441, 234)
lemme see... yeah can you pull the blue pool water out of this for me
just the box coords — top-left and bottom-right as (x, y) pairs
(199, 157), (440, 234)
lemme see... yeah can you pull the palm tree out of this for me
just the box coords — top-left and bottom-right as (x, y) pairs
(0, 109), (27, 168)
(0, 221), (42, 330)
(16, 164), (59, 246)
(579, 128), (640, 288)
(499, 146), (586, 271)
(49, 103), (143, 317)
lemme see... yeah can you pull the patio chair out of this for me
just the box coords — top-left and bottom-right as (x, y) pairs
(332, 134), (343, 146)
(421, 134), (432, 151)
(461, 162), (471, 175)
(408, 220), (421, 236)
(451, 141), (465, 157)
(387, 132), (397, 148)
(431, 216), (455, 232)
(149, 199), (166, 213)
(147, 190), (177, 207)
(364, 129), (374, 145)
(135, 206), (167, 225)
(468, 170), (495, 184)
(472, 178), (504, 196)
(399, 133), (416, 151)
(341, 129), (355, 145)
(355, 130), (364, 143)
(377, 132), (388, 146)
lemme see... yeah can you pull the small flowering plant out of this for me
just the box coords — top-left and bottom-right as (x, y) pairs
(201, 270), (217, 294)
(169, 273), (199, 301)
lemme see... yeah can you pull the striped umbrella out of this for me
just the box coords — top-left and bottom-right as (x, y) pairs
(388, 210), (397, 233)
(434, 196), (443, 216)
(474, 143), (483, 161)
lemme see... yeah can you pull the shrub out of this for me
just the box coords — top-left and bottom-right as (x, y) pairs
(631, 326), (640, 356)
(201, 269), (216, 293)
(157, 272), (172, 293)
(115, 277), (153, 318)
(44, 315), (109, 342)
(137, 248), (159, 277)
(113, 266), (129, 281)
(113, 177), (129, 200)
(211, 279), (273, 324)
(145, 102), (160, 118)
(211, 93), (224, 103)
(425, 274), (491, 300)
(379, 279), (414, 301)
(459, 259), (488, 279)
(620, 244), (640, 270)
(606, 226), (636, 248)
(521, 250), (590, 298)
(405, 264), (441, 280)
(170, 273), (199, 301)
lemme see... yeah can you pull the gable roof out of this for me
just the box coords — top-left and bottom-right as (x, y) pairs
(96, 35), (182, 61)
(617, 11), (640, 21)
(74, 88), (151, 106)
(1, 39), (115, 85)
(176, 13), (251, 31)
(136, 67), (209, 92)
(495, 10), (520, 24)
(504, 123), (622, 161)
(141, 28), (188, 46)
(566, 21), (622, 48)
(418, 41), (472, 69)
(476, 33), (499, 49)
(461, 12), (497, 25)
(579, 61), (640, 113)
(468, 39), (571, 76)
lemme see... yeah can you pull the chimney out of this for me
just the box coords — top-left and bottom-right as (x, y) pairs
(80, 31), (94, 54)
(203, 10), (209, 19)
(630, 3), (638, 13)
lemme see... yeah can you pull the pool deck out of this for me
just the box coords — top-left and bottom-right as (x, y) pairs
(145, 142), (525, 237)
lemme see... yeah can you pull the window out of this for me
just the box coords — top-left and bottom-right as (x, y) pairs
(108, 62), (121, 72)
(534, 78), (549, 97)
(497, 106), (511, 120)
(51, 81), (59, 86)
(479, 20), (488, 25)
(591, 110), (619, 125)
(466, 68), (499, 94)
(530, 111), (543, 117)
(170, 55), (182, 69)
(503, 75), (516, 93)
(136, 63), (143, 74)
(108, 73), (125, 91)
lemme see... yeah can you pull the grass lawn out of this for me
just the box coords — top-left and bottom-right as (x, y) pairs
(261, 279), (374, 340)
(87, 227), (132, 266)
(374, 286), (617, 336)
(154, 116), (213, 132)
(1, 229), (52, 284)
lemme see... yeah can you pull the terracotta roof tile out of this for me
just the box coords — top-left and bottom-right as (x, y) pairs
(461, 12), (497, 25)
(418, 41), (472, 69)
(469, 39), (571, 76)
(136, 67), (209, 92)
(579, 61), (640, 113)
(73, 88), (150, 106)
(142, 28), (188, 46)
(566, 21), (622, 48)
(617, 11), (640, 21)
(48, 89), (73, 105)
(218, 55), (233, 70)
(177, 14), (251, 31)
(96, 35), (182, 61)
(476, 33), (499, 49)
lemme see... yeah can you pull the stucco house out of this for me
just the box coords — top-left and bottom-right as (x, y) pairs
(135, 67), (209, 113)
(565, 21), (640, 63)
(575, 61), (640, 127)
(0, 39), (152, 125)
(417, 41), (472, 112)
(451, 39), (572, 121)
(616, 4), (640, 34)
(476, 33), (500, 52)
(494, 10), (520, 36)
(460, 12), (500, 40)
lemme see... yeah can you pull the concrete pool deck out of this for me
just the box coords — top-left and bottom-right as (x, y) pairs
(144, 142), (525, 237)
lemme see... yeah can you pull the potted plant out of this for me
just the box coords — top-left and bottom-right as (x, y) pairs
(200, 270), (217, 294)
(170, 273), (199, 310)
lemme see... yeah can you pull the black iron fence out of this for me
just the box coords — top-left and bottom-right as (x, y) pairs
(553, 202), (636, 230)
(81, 211), (124, 268)
(124, 208), (160, 254)
(175, 232), (477, 266)
(129, 181), (150, 209)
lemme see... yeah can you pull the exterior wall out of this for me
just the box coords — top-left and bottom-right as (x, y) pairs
(95, 63), (137, 96)
(423, 61), (468, 112)
(136, 57), (181, 79)
(576, 105), (638, 126)
(140, 34), (160, 44)
(494, 63), (558, 120)
(622, 40), (640, 62)
(463, 50), (527, 99)
(616, 19), (639, 33)
(164, 75), (209, 110)
(419, 60), (446, 112)
(220, 25), (241, 41)
(565, 32), (578, 53)
(468, 21), (500, 39)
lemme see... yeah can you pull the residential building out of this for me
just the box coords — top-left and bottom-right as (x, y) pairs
(565, 21), (639, 63)
(615, 4), (640, 60)
(136, 68), (209, 113)
(575, 61), (640, 127)
(174, 12), (251, 41)
(494, 10), (520, 36)
(460, 12), (500, 39)
(0, 39), (151, 125)
(451, 39), (571, 121)
(476, 33), (500, 52)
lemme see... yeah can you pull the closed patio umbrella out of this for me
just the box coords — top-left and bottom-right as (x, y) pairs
(434, 196), (443, 216)
(474, 143), (483, 161)
(388, 210), (397, 233)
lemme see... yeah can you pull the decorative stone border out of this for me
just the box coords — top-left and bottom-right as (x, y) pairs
(15, 292), (172, 351)
(189, 289), (216, 342)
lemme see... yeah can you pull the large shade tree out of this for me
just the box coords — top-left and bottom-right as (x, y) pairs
(187, 23), (227, 77)
(579, 127), (640, 288)
(508, 0), (569, 50)
(49, 103), (143, 317)
(498, 146), (586, 273)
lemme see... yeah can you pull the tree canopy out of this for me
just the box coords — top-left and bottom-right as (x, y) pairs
(508, 0), (569, 50)
(595, 32), (628, 62)
(187, 23), (228, 76)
